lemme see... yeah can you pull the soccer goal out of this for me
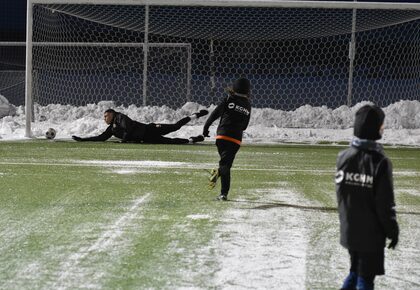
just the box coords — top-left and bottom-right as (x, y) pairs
(25, 0), (420, 136)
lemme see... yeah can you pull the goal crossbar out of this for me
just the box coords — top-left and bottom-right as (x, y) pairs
(29, 0), (420, 11)
(31, 42), (191, 48)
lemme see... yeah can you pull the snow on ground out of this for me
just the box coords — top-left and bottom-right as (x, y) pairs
(210, 185), (311, 289)
(0, 97), (419, 145)
(76, 160), (187, 167)
(51, 193), (150, 290)
(1, 154), (419, 288)
(187, 182), (420, 289)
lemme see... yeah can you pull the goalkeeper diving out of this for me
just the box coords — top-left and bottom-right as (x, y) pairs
(72, 109), (207, 144)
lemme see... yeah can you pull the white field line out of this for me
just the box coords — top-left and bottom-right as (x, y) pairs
(1, 160), (419, 176)
(0, 160), (332, 173)
(396, 188), (420, 197)
(52, 193), (150, 290)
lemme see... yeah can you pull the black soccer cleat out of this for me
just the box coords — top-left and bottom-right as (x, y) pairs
(208, 168), (219, 189)
(216, 194), (228, 201)
(189, 135), (205, 144)
(195, 109), (209, 118)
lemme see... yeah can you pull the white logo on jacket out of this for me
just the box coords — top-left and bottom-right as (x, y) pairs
(335, 170), (344, 183)
(336, 170), (374, 188)
(228, 102), (250, 115)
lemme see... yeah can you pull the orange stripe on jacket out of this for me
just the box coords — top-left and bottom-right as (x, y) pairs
(216, 135), (242, 145)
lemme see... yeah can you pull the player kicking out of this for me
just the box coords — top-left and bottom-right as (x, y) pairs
(203, 78), (251, 201)
(335, 105), (399, 290)
(72, 109), (207, 144)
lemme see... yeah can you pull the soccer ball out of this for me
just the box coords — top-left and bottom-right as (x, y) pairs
(45, 128), (56, 140)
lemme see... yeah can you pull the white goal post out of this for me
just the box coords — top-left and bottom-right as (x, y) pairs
(25, 0), (420, 137)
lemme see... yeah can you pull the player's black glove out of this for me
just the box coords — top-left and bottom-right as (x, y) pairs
(203, 129), (210, 137)
(387, 237), (398, 249)
(72, 135), (83, 142)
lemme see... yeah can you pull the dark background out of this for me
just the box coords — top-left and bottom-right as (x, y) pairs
(1, 0), (419, 42)
(0, 0), (26, 41)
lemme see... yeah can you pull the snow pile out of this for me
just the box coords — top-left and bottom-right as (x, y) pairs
(0, 95), (419, 146)
(251, 100), (420, 129)
(0, 94), (16, 119)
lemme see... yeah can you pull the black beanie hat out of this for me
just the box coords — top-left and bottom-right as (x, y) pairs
(353, 105), (385, 140)
(233, 78), (250, 95)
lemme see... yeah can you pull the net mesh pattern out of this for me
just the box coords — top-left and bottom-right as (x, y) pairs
(27, 4), (420, 109)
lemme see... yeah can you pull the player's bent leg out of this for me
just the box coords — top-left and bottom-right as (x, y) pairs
(208, 168), (220, 189)
(174, 110), (208, 128)
(175, 117), (191, 128)
(154, 110), (209, 136)
(154, 123), (186, 136)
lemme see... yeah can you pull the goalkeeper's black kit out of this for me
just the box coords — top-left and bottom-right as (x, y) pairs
(81, 112), (192, 144)
(335, 138), (399, 276)
(203, 92), (251, 197)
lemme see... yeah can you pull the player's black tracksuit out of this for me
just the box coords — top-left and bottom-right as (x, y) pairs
(81, 112), (192, 144)
(203, 93), (251, 196)
(336, 138), (399, 278)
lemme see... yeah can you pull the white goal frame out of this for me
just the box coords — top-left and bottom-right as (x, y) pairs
(25, 0), (420, 137)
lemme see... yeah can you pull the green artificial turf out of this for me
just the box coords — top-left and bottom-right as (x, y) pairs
(0, 140), (418, 289)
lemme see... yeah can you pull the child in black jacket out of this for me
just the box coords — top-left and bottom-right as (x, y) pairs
(335, 105), (399, 290)
(203, 78), (251, 201)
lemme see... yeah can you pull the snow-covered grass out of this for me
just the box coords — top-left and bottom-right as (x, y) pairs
(0, 141), (418, 289)
(0, 97), (419, 288)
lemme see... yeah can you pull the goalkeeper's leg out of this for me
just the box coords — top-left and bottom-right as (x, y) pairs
(145, 136), (190, 144)
(154, 110), (209, 136)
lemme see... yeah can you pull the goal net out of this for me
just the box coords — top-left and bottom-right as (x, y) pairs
(26, 0), (420, 132)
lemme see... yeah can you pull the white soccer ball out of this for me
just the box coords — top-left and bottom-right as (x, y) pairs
(45, 128), (56, 140)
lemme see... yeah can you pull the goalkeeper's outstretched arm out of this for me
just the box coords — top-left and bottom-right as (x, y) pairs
(72, 125), (113, 142)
